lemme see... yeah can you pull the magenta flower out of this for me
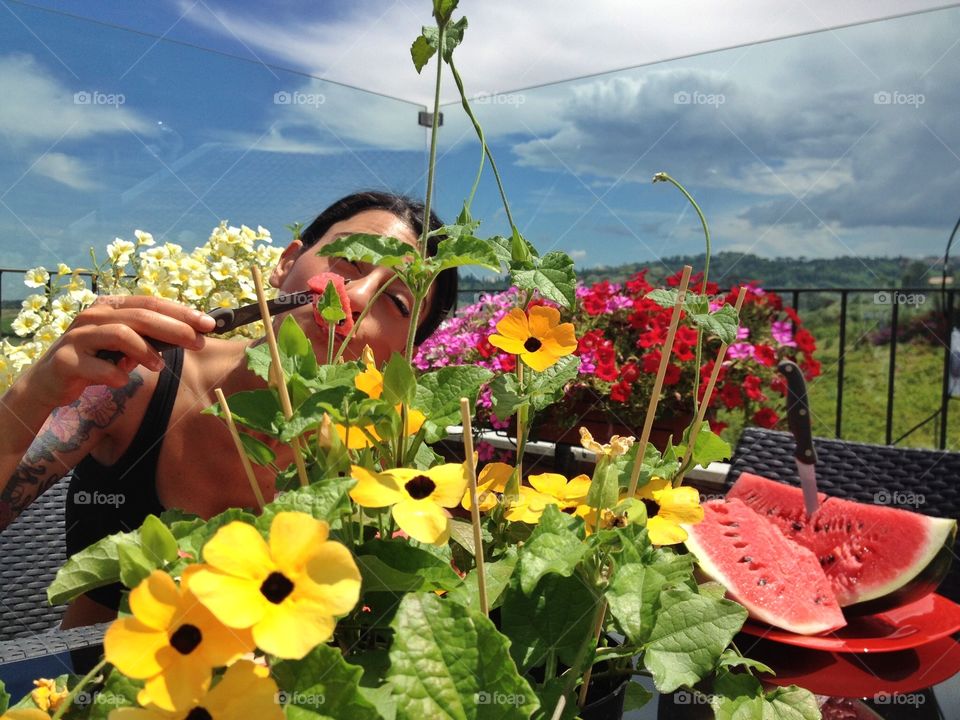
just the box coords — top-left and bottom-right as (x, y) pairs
(727, 342), (756, 360)
(771, 320), (796, 347)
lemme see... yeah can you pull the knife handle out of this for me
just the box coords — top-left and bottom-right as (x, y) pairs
(777, 360), (817, 465)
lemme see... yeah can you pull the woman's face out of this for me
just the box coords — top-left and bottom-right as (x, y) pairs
(270, 209), (430, 363)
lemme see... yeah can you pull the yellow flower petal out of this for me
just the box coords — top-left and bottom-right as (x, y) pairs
(503, 486), (558, 523)
(526, 305), (561, 338)
(636, 475), (671, 500)
(252, 600), (336, 659)
(422, 463), (470, 507)
(392, 498), (450, 544)
(268, 512), (329, 575)
(492, 307), (529, 343)
(188, 569), (268, 628)
(565, 475), (592, 502)
(200, 660), (284, 720)
(201, 522), (273, 581)
(138, 653), (210, 712)
(488, 333), (527, 355)
(4, 711), (59, 720)
(349, 465), (405, 508)
(543, 322), (578, 355)
(336, 423), (374, 449)
(647, 515), (688, 545)
(128, 571), (180, 631)
(301, 541), (363, 616)
(103, 618), (169, 678)
(462, 462), (513, 511)
(528, 472), (567, 498)
(355, 363), (383, 399)
(653, 486), (705, 526)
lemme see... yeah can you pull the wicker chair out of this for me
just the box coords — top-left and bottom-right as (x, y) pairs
(0, 475), (70, 642)
(727, 428), (960, 603)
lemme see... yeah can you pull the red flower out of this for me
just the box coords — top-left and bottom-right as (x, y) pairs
(578, 329), (605, 353)
(636, 325), (666, 349)
(795, 328), (817, 354)
(498, 353), (517, 373)
(641, 351), (661, 374)
(709, 419), (728, 435)
(783, 307), (801, 325)
(595, 361), (619, 382)
(754, 344), (777, 367)
(626, 270), (652, 296)
(610, 381), (632, 403)
(769, 376), (787, 395)
(744, 374), (766, 402)
(476, 336), (495, 359)
(663, 364), (682, 386)
(718, 383), (743, 409)
(801, 357), (822, 380)
(620, 362), (640, 383)
(753, 407), (780, 429)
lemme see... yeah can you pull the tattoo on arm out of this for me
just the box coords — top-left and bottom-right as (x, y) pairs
(0, 375), (144, 529)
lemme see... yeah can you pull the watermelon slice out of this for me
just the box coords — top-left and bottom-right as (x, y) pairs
(728, 473), (957, 611)
(684, 498), (846, 635)
(307, 273), (354, 335)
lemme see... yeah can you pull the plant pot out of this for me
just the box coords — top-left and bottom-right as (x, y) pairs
(580, 675), (629, 719)
(527, 405), (693, 453)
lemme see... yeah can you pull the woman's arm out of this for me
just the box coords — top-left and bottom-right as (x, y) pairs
(0, 295), (214, 530)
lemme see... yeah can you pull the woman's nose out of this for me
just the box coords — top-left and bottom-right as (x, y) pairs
(343, 271), (380, 314)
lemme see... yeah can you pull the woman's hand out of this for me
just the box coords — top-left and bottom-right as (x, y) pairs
(26, 295), (215, 409)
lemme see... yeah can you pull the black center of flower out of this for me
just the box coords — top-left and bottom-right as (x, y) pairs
(169, 624), (202, 655)
(260, 571), (295, 604)
(524, 337), (543, 353)
(405, 474), (436, 500)
(642, 498), (660, 518)
(185, 708), (213, 720)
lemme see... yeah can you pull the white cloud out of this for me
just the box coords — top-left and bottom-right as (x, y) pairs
(31, 152), (99, 190)
(569, 249), (587, 260)
(0, 53), (153, 147)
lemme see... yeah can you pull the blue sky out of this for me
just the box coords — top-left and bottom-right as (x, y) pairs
(1, 0), (959, 286)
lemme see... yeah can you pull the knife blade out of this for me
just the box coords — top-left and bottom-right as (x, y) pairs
(777, 359), (819, 517)
(96, 289), (316, 364)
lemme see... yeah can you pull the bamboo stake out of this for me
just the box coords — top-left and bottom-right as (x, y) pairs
(576, 598), (608, 708)
(251, 266), (310, 488)
(460, 398), (488, 617)
(679, 287), (748, 474)
(215, 387), (265, 510)
(627, 265), (694, 496)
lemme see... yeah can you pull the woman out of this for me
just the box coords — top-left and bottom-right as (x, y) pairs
(0, 191), (457, 627)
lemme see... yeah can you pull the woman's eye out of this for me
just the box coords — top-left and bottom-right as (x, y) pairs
(389, 294), (411, 317)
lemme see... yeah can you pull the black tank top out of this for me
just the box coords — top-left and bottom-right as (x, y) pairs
(65, 346), (183, 609)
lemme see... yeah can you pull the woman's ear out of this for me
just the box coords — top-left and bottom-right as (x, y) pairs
(269, 239), (304, 287)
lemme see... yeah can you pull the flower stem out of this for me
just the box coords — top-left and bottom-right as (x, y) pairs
(419, 24), (445, 259)
(327, 323), (335, 366)
(52, 658), (108, 720)
(334, 276), (399, 362)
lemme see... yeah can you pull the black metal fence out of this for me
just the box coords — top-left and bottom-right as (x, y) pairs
(2, 268), (956, 449)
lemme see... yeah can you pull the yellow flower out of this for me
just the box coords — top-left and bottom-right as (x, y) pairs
(500, 473), (591, 524)
(336, 361), (425, 449)
(461, 462), (512, 512)
(30, 678), (68, 712)
(189, 513), (360, 660)
(103, 569), (255, 711)
(635, 476), (704, 545)
(1, 710), (50, 720)
(579, 427), (635, 459)
(108, 660), (283, 720)
(488, 306), (577, 371)
(350, 463), (468, 544)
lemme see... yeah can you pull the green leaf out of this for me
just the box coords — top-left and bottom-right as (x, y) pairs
(117, 541), (153, 589)
(676, 423), (732, 467)
(488, 373), (525, 418)
(446, 547), (517, 610)
(716, 649), (775, 677)
(257, 478), (355, 532)
(48, 530), (133, 604)
(526, 355), (579, 411)
(176, 509), (258, 561)
(238, 431), (276, 466)
(140, 514), (178, 566)
(414, 365), (493, 430)
(317, 282), (346, 325)
(0, 679), (9, 714)
(624, 681), (654, 712)
(388, 593), (539, 719)
(88, 669), (142, 719)
(272, 644), (381, 720)
(509, 227), (533, 265)
(205, 388), (284, 436)
(585, 459), (619, 514)
(760, 686), (821, 720)
(433, 0), (459, 23)
(605, 562), (668, 645)
(411, 34), (436, 73)
(511, 252), (576, 309)
(357, 540), (463, 594)
(518, 505), (587, 594)
(501, 573), (599, 672)
(645, 288), (682, 309)
(429, 234), (500, 273)
(422, 18), (469, 62)
(447, 518), (477, 556)
(643, 588), (748, 693)
(318, 233), (416, 270)
(278, 314), (319, 378)
(382, 352), (417, 407)
(698, 581), (729, 602)
(691, 303), (739, 345)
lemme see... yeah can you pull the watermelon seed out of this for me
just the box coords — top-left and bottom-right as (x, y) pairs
(814, 595), (826, 604)
(757, 578), (768, 586)
(739, 556), (752, 563)
(791, 521), (803, 532)
(723, 531), (739, 538)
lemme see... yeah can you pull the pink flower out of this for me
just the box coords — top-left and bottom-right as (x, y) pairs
(771, 320), (796, 347)
(726, 342), (756, 360)
(736, 327), (750, 341)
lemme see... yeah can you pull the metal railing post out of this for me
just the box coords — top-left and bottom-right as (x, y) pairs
(885, 294), (899, 445)
(836, 290), (847, 438)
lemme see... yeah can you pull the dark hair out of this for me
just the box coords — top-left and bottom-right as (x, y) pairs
(299, 191), (457, 345)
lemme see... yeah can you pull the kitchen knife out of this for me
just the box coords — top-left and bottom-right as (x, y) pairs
(777, 359), (819, 517)
(95, 289), (316, 364)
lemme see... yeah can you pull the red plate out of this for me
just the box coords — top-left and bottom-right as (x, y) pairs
(742, 633), (960, 697)
(739, 593), (960, 653)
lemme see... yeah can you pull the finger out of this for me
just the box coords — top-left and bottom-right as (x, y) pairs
(75, 302), (213, 350)
(74, 324), (166, 372)
(90, 295), (216, 333)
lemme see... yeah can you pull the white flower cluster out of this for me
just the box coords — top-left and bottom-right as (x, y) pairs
(0, 222), (283, 391)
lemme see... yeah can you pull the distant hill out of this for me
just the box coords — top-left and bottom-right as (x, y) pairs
(460, 253), (949, 292)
